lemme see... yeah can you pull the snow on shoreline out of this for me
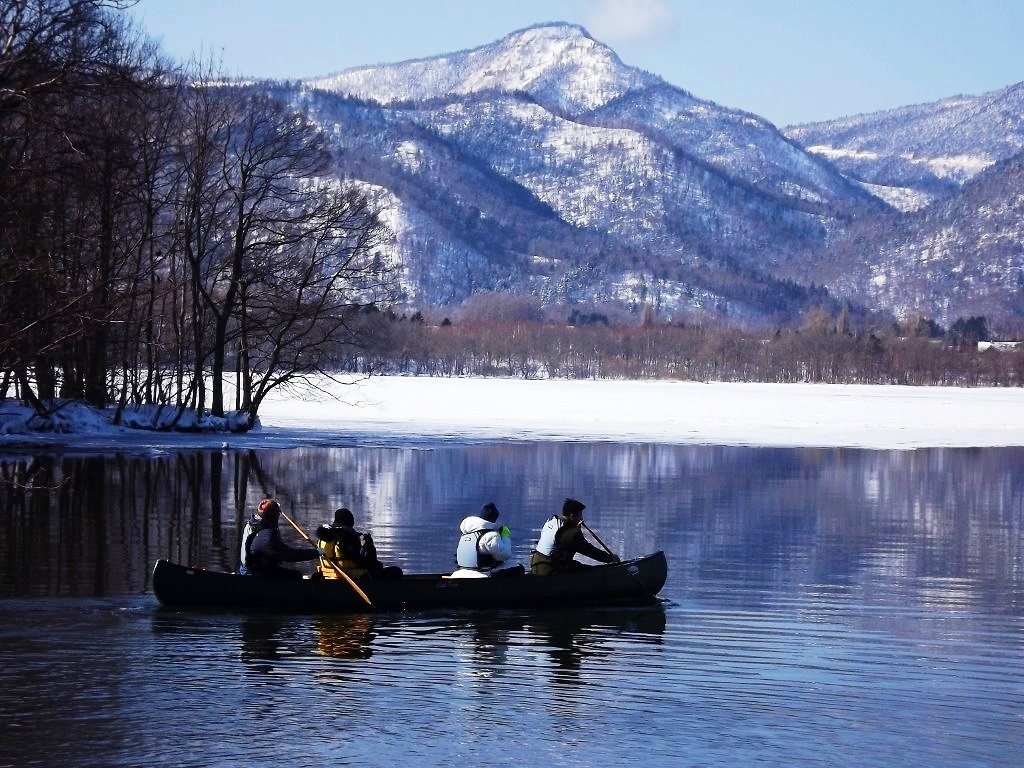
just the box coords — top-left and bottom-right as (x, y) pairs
(3, 376), (1024, 452)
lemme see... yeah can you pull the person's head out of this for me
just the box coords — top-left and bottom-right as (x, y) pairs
(257, 498), (281, 525)
(562, 497), (585, 524)
(480, 502), (500, 523)
(333, 507), (355, 527)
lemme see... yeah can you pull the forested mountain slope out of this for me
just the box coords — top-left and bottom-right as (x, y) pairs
(275, 23), (1023, 330)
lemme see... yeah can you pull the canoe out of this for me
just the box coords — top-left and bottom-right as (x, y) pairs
(151, 551), (668, 613)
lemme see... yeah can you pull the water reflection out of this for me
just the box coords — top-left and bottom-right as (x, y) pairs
(1, 443), (1023, 619)
(314, 614), (376, 660)
(4, 574), (1021, 766)
(533, 606), (665, 684)
(240, 615), (288, 673)
(3, 437), (1023, 768)
(457, 605), (668, 686)
(148, 602), (668, 686)
(236, 613), (382, 672)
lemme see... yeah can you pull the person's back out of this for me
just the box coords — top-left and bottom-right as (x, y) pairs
(239, 497), (281, 576)
(316, 507), (403, 580)
(452, 502), (523, 578)
(530, 498), (617, 575)
(244, 498), (317, 579)
(238, 513), (262, 575)
(316, 507), (369, 579)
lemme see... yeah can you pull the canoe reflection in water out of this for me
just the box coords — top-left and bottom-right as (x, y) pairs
(237, 614), (377, 670)
(184, 600), (668, 688)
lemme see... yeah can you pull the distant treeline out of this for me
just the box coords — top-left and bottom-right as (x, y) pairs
(332, 310), (1024, 387)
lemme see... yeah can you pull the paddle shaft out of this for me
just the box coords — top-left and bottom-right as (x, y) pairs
(581, 521), (616, 558)
(580, 520), (661, 602)
(279, 508), (374, 607)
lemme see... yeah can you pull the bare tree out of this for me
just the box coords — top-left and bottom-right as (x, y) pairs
(238, 180), (394, 426)
(0, 0), (140, 412)
(175, 86), (395, 425)
(173, 70), (235, 417)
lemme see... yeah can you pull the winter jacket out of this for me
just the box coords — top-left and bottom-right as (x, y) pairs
(451, 515), (519, 578)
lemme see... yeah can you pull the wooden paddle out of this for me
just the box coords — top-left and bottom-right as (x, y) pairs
(279, 508), (374, 607)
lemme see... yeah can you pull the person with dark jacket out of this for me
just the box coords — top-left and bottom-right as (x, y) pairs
(315, 507), (402, 580)
(239, 498), (318, 579)
(530, 498), (619, 575)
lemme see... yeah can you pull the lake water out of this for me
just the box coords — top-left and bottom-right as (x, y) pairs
(0, 441), (1022, 767)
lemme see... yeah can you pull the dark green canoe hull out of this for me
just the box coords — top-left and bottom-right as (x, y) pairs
(152, 552), (668, 613)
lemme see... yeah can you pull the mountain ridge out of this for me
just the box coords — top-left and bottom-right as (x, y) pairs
(281, 22), (1024, 331)
(784, 81), (1024, 209)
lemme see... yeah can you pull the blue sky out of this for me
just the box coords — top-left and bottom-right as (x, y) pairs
(130, 0), (1023, 127)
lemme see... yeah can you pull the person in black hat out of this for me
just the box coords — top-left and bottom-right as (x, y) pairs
(530, 498), (619, 575)
(451, 502), (524, 578)
(315, 507), (402, 580)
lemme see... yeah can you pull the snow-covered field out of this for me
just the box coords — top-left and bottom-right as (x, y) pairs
(3, 376), (1024, 451)
(257, 376), (1024, 449)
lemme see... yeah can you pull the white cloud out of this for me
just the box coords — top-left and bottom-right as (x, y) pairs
(584, 0), (679, 43)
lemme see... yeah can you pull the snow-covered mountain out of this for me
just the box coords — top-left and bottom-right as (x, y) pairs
(307, 23), (659, 113)
(778, 150), (1024, 327)
(275, 22), (1023, 330)
(781, 85), (1024, 327)
(784, 83), (1024, 212)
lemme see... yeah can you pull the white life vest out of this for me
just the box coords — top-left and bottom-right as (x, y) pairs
(534, 515), (564, 556)
(455, 514), (514, 571)
(456, 531), (480, 568)
(239, 517), (261, 570)
(457, 530), (497, 569)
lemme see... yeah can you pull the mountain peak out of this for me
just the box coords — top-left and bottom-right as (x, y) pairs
(506, 21), (594, 42)
(304, 22), (660, 112)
